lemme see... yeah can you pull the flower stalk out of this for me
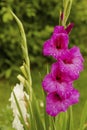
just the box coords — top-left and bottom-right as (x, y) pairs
(10, 10), (32, 101)
(62, 0), (73, 27)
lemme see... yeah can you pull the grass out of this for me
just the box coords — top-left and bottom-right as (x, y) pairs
(0, 81), (13, 130)
(0, 58), (87, 129)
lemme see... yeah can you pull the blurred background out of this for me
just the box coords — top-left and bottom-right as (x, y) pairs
(0, 0), (87, 129)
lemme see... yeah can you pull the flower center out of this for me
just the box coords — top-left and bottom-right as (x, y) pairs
(56, 42), (62, 49)
(54, 93), (62, 101)
(63, 59), (72, 64)
(55, 37), (62, 50)
(56, 75), (62, 83)
(56, 76), (61, 81)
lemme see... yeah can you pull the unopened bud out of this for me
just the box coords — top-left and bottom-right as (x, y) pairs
(17, 75), (25, 84)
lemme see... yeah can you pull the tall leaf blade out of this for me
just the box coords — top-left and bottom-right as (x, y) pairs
(55, 114), (61, 130)
(55, 113), (65, 130)
(25, 96), (37, 130)
(61, 112), (68, 130)
(31, 91), (45, 130)
(69, 106), (74, 130)
(79, 101), (87, 130)
(49, 117), (56, 130)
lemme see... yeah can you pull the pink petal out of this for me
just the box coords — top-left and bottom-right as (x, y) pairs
(52, 33), (69, 49)
(58, 46), (84, 80)
(42, 73), (73, 98)
(46, 89), (79, 116)
(43, 33), (69, 60)
(51, 62), (73, 82)
(46, 92), (65, 116)
(42, 74), (57, 93)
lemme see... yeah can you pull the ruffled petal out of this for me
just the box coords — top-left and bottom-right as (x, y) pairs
(51, 62), (73, 82)
(58, 59), (80, 80)
(52, 33), (69, 49)
(46, 92), (64, 116)
(46, 88), (79, 116)
(58, 46), (84, 80)
(43, 26), (69, 60)
(42, 74), (57, 93)
(56, 82), (73, 99)
(43, 39), (54, 56)
(70, 46), (84, 62)
(42, 74), (73, 98)
(69, 89), (80, 104)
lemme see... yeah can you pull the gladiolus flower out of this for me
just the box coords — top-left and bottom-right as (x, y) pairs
(42, 24), (84, 117)
(46, 89), (79, 116)
(43, 26), (69, 60)
(58, 46), (84, 80)
(12, 116), (24, 130)
(42, 62), (74, 99)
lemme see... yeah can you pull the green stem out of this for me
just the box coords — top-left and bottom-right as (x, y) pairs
(10, 10), (32, 101)
(62, 0), (73, 27)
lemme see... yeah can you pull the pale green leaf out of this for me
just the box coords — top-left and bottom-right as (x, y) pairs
(79, 101), (87, 130)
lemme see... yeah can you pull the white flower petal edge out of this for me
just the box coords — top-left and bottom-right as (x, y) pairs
(9, 83), (29, 130)
(12, 115), (24, 130)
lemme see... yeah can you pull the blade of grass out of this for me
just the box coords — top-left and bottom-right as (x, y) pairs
(69, 106), (74, 130)
(79, 101), (87, 130)
(55, 113), (65, 130)
(49, 116), (56, 130)
(25, 95), (37, 130)
(31, 91), (45, 130)
(61, 112), (68, 130)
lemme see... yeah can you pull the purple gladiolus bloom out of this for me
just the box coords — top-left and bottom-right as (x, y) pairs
(43, 26), (69, 59)
(42, 23), (84, 117)
(58, 46), (84, 80)
(46, 89), (79, 116)
(42, 62), (74, 99)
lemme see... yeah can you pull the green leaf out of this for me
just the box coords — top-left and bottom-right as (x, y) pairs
(31, 91), (45, 130)
(49, 117), (56, 130)
(25, 97), (37, 130)
(55, 112), (68, 130)
(69, 106), (74, 130)
(43, 91), (50, 130)
(55, 113), (64, 130)
(62, 112), (68, 130)
(79, 101), (87, 130)
(55, 115), (61, 130)
(44, 112), (50, 130)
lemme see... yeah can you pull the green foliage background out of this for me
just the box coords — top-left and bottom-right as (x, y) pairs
(0, 0), (87, 78)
